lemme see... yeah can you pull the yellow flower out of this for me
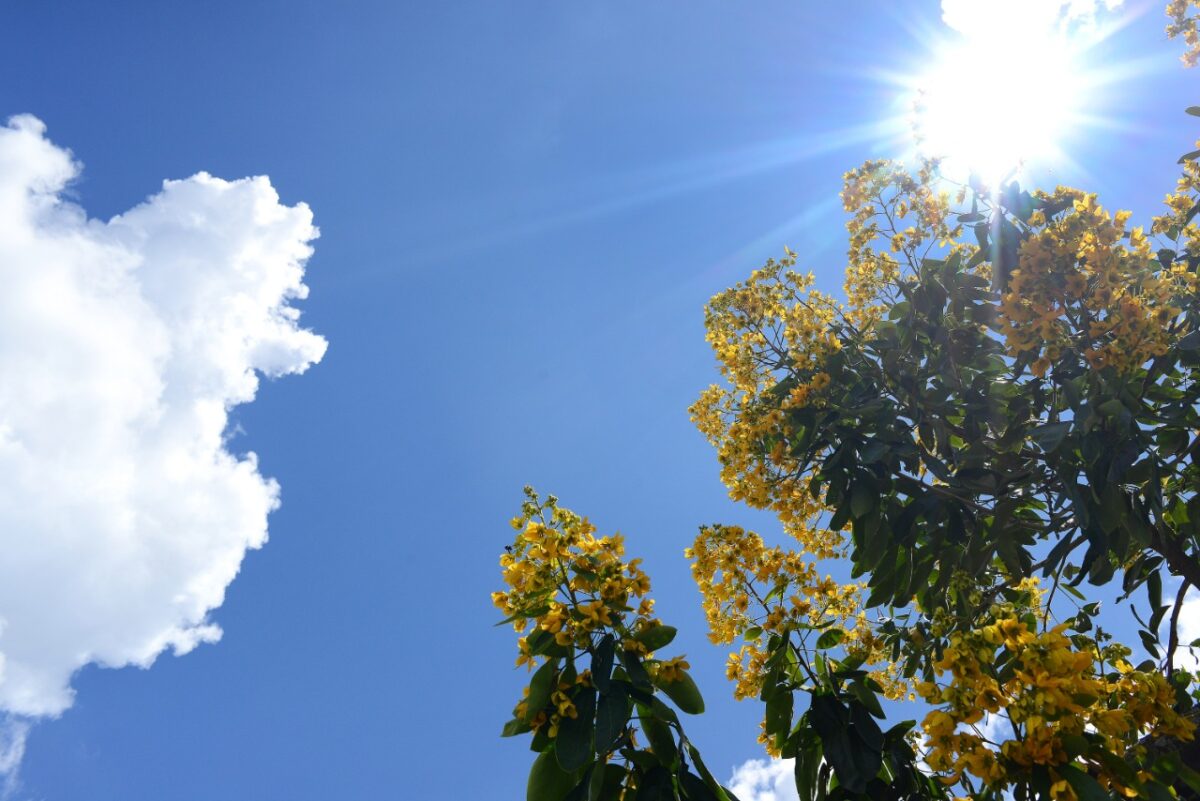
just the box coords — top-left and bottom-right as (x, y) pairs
(579, 600), (613, 628)
(656, 656), (690, 683)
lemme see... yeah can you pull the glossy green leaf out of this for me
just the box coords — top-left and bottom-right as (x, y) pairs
(1059, 764), (1110, 801)
(655, 670), (705, 715)
(528, 750), (580, 801)
(503, 717), (533, 737)
(847, 681), (884, 719)
(635, 625), (678, 652)
(557, 688), (597, 772)
(687, 745), (733, 801)
(638, 705), (678, 768)
(764, 688), (793, 743)
(526, 659), (559, 722)
(621, 650), (653, 688)
(680, 770), (719, 801)
(635, 766), (674, 801)
(1030, 421), (1071, 453)
(591, 764), (627, 801)
(593, 635), (615, 693)
(815, 629), (845, 650)
(595, 684), (630, 754)
(808, 693), (879, 795)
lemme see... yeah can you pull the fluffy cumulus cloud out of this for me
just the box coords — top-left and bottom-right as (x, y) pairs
(940, 0), (1124, 39)
(728, 758), (800, 801)
(0, 115), (325, 721)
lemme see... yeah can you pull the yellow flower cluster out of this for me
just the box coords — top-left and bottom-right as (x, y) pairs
(1153, 136), (1200, 266)
(1167, 0), (1200, 66)
(690, 158), (967, 534)
(688, 160), (967, 733)
(998, 189), (1199, 376)
(686, 524), (899, 703)
(513, 671), (595, 738)
(916, 588), (1195, 797)
(495, 490), (662, 737)
(650, 655), (690, 684)
(688, 254), (846, 539)
(842, 158), (963, 327)
(694, 250), (841, 397)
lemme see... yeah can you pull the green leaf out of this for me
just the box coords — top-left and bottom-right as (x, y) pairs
(765, 688), (794, 742)
(1187, 106), (1200, 116)
(557, 688), (598, 772)
(591, 764), (627, 801)
(794, 726), (822, 801)
(815, 629), (845, 650)
(621, 649), (653, 688)
(655, 670), (705, 715)
(847, 680), (884, 719)
(849, 701), (883, 753)
(638, 704), (678, 768)
(635, 625), (678, 652)
(528, 628), (572, 658)
(648, 696), (680, 726)
(809, 694), (877, 795)
(1180, 149), (1200, 164)
(687, 745), (733, 801)
(595, 684), (630, 753)
(1059, 763), (1109, 801)
(587, 763), (606, 801)
(593, 635), (615, 693)
(864, 554), (898, 608)
(635, 766), (674, 801)
(1168, 756), (1200, 794)
(1030, 421), (1072, 453)
(884, 719), (916, 739)
(850, 482), (874, 519)
(526, 659), (559, 722)
(528, 750), (580, 801)
(1152, 753), (1200, 796)
(1145, 782), (1179, 801)
(1139, 628), (1161, 657)
(1091, 747), (1140, 790)
(495, 605), (549, 627)
(1181, 330), (1200, 351)
(1059, 733), (1088, 759)
(680, 770), (720, 801)
(503, 717), (533, 737)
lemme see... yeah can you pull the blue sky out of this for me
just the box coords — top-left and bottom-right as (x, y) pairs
(0, 1), (1196, 799)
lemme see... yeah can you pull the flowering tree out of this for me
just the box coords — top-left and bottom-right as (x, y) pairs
(494, 490), (733, 801)
(496, 5), (1200, 800)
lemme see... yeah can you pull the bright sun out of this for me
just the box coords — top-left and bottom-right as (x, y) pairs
(910, 1), (1120, 184)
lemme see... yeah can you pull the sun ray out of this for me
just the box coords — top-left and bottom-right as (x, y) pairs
(884, 1), (1152, 187)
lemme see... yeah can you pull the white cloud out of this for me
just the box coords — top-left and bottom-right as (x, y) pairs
(978, 711), (1009, 744)
(0, 115), (325, 728)
(940, 0), (1123, 40)
(728, 758), (799, 801)
(1172, 585), (1200, 670)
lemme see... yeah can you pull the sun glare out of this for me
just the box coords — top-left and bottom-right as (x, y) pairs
(910, 2), (1121, 184)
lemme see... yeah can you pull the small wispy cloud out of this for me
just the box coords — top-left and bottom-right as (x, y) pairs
(728, 757), (800, 801)
(940, 0), (1124, 39)
(0, 115), (325, 778)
